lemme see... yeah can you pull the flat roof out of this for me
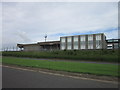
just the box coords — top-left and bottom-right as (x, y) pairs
(37, 41), (60, 45)
(17, 43), (38, 48)
(17, 41), (60, 48)
(60, 33), (105, 38)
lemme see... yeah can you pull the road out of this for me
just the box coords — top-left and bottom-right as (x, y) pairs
(2, 66), (119, 88)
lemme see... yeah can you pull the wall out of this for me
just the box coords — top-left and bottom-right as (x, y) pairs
(24, 45), (41, 51)
(60, 33), (106, 50)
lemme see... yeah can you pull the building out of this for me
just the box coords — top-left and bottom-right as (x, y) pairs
(106, 39), (120, 49)
(60, 33), (106, 50)
(17, 41), (60, 51)
(17, 33), (119, 51)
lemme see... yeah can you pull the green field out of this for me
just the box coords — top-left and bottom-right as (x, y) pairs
(2, 50), (119, 62)
(2, 57), (119, 77)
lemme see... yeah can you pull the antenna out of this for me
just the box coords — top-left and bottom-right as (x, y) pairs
(44, 34), (47, 42)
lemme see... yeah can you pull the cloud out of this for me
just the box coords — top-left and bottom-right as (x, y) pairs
(2, 2), (118, 48)
(105, 30), (118, 39)
(15, 30), (32, 42)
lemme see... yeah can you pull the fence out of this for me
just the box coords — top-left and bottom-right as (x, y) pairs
(1, 46), (21, 51)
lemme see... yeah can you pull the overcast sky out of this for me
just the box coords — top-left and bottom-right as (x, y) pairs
(1, 1), (119, 49)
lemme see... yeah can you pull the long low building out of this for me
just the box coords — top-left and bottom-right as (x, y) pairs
(17, 41), (60, 51)
(17, 33), (119, 51)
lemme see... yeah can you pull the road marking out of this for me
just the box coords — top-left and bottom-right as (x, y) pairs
(2, 65), (118, 84)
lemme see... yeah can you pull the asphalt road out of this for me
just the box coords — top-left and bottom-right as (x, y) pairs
(2, 66), (119, 88)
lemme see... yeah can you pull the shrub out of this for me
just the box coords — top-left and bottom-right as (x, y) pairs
(2, 50), (119, 62)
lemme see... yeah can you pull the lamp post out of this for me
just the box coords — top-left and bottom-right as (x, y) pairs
(44, 34), (47, 42)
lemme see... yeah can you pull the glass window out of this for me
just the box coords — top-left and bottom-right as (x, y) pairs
(107, 44), (112, 46)
(96, 35), (101, 40)
(67, 37), (72, 50)
(107, 46), (113, 49)
(107, 40), (113, 42)
(88, 41), (93, 49)
(96, 40), (102, 49)
(80, 36), (86, 49)
(88, 35), (93, 41)
(81, 45), (85, 49)
(74, 36), (78, 41)
(114, 40), (118, 42)
(80, 36), (86, 41)
(88, 35), (93, 49)
(61, 43), (65, 50)
(114, 43), (118, 48)
(61, 37), (66, 50)
(61, 37), (65, 42)
(73, 36), (78, 49)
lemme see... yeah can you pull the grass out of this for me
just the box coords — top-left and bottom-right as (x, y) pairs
(2, 50), (119, 62)
(2, 57), (119, 77)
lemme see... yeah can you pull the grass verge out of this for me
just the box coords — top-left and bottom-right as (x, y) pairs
(2, 57), (119, 77)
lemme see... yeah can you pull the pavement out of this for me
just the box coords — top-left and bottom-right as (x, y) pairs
(2, 66), (119, 88)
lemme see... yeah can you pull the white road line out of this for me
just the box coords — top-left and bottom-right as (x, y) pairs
(2, 65), (118, 84)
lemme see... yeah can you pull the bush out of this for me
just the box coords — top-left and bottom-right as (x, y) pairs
(2, 50), (119, 63)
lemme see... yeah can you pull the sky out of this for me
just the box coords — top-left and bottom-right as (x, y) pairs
(1, 1), (119, 49)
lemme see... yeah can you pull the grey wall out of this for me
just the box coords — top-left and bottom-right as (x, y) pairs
(24, 45), (40, 51)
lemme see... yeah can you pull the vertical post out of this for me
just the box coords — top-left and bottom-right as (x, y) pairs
(79, 35), (80, 50)
(93, 34), (96, 49)
(85, 35), (88, 50)
(45, 34), (47, 42)
(112, 39), (114, 50)
(72, 36), (74, 50)
(65, 37), (67, 50)
(60, 37), (61, 50)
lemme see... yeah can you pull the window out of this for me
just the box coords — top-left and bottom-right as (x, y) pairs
(114, 40), (118, 42)
(88, 41), (93, 49)
(96, 34), (101, 40)
(88, 35), (93, 41)
(73, 36), (78, 49)
(80, 36), (86, 49)
(96, 35), (102, 49)
(61, 37), (66, 50)
(114, 43), (118, 49)
(81, 36), (86, 41)
(67, 37), (72, 50)
(61, 38), (65, 42)
(107, 40), (113, 42)
(88, 35), (93, 49)
(107, 46), (113, 49)
(81, 45), (85, 49)
(96, 40), (102, 49)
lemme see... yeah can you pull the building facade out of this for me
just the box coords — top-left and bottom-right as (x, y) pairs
(17, 41), (60, 51)
(17, 33), (120, 51)
(106, 39), (120, 49)
(60, 33), (107, 50)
